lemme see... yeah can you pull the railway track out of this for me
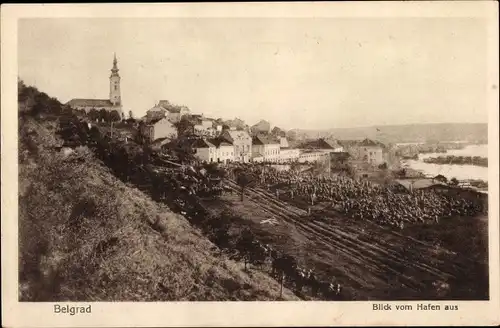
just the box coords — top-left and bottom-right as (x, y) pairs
(223, 180), (471, 298)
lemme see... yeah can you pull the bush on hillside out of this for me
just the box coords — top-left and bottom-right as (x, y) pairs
(18, 117), (297, 301)
(17, 81), (298, 301)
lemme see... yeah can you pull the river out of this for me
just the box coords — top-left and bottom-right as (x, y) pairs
(403, 144), (488, 182)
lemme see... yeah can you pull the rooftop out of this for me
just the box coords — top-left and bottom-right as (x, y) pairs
(191, 139), (215, 148)
(298, 138), (342, 150)
(330, 152), (351, 159)
(394, 179), (448, 191)
(145, 117), (170, 125)
(67, 99), (115, 108)
(209, 138), (233, 147)
(252, 135), (280, 145)
(358, 138), (385, 148)
(223, 129), (251, 140)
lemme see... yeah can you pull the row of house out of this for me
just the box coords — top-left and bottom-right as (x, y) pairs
(142, 102), (226, 141)
(191, 138), (235, 164)
(191, 130), (344, 164)
(139, 102), (386, 168)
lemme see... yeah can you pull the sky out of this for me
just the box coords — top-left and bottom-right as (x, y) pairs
(18, 18), (489, 130)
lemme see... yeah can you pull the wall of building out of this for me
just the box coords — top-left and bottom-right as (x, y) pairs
(360, 147), (384, 165)
(223, 131), (252, 162)
(153, 119), (178, 140)
(279, 149), (300, 162)
(146, 107), (166, 120)
(74, 105), (119, 113)
(166, 112), (181, 123)
(215, 145), (234, 163)
(194, 125), (219, 137)
(201, 120), (212, 129)
(298, 151), (329, 163)
(252, 143), (281, 162)
(264, 144), (281, 162)
(279, 137), (289, 148)
(194, 147), (214, 162)
(252, 144), (265, 158)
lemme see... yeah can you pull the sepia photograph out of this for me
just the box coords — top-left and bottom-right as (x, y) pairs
(2, 2), (499, 327)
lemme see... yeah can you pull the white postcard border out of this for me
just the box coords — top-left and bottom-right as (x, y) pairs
(2, 2), (499, 327)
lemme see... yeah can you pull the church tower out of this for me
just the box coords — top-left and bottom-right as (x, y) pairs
(109, 53), (121, 107)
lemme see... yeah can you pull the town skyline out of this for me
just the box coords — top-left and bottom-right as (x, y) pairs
(19, 17), (489, 130)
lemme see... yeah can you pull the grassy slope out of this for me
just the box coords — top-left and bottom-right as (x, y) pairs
(18, 116), (297, 301)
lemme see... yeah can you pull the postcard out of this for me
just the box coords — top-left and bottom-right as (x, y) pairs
(1, 2), (499, 327)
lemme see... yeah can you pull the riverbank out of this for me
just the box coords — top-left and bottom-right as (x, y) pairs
(423, 156), (487, 167)
(402, 144), (488, 183)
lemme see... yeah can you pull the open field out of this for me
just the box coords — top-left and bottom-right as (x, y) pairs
(201, 181), (488, 300)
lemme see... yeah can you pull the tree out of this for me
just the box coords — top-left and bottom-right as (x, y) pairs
(234, 168), (255, 201)
(86, 108), (98, 121)
(235, 228), (256, 271)
(163, 137), (196, 163)
(109, 110), (121, 123)
(203, 162), (226, 180)
(208, 210), (233, 249)
(450, 177), (459, 186)
(174, 116), (194, 136)
(135, 121), (146, 145)
(98, 108), (109, 123)
(434, 174), (448, 183)
(125, 117), (137, 125)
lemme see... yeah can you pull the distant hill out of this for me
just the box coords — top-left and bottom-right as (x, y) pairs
(289, 123), (488, 144)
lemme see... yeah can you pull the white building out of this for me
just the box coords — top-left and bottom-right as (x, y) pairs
(355, 139), (385, 165)
(145, 105), (167, 122)
(298, 150), (330, 163)
(191, 138), (235, 164)
(252, 135), (281, 162)
(194, 125), (219, 137)
(279, 148), (300, 162)
(192, 139), (216, 163)
(139, 117), (178, 142)
(211, 138), (234, 164)
(279, 137), (290, 148)
(221, 130), (252, 163)
(147, 100), (189, 123)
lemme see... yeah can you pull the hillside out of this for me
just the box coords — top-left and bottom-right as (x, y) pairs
(18, 86), (297, 301)
(290, 123), (488, 144)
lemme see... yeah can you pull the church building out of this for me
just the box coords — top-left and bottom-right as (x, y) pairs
(67, 54), (123, 115)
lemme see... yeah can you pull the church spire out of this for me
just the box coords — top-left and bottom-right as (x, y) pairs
(111, 53), (119, 75)
(109, 53), (121, 106)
